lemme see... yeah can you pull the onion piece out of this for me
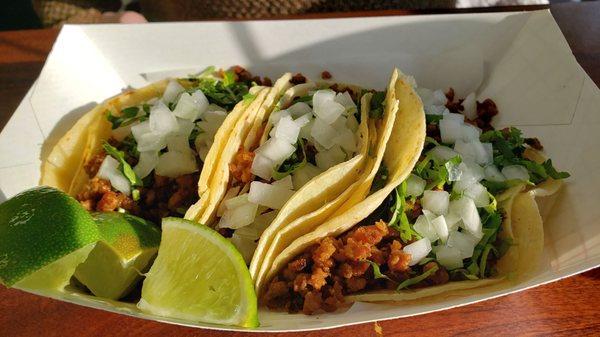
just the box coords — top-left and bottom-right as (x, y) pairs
(150, 100), (179, 136)
(270, 115), (301, 145)
(131, 120), (151, 140)
(299, 118), (314, 140)
(502, 165), (530, 181)
(133, 151), (159, 179)
(433, 89), (448, 105)
(334, 128), (357, 153)
(314, 99), (345, 124)
(269, 109), (291, 125)
(462, 93), (477, 120)
(403, 238), (432, 266)
(447, 230), (477, 259)
(248, 181), (295, 210)
(449, 197), (482, 238)
(440, 117), (463, 144)
(462, 123), (482, 142)
(291, 163), (322, 189)
(413, 214), (439, 242)
(464, 182), (489, 207)
(166, 135), (191, 153)
(230, 234), (258, 264)
(287, 102), (312, 118)
(346, 115), (359, 133)
(294, 113), (311, 128)
(421, 190), (450, 215)
(435, 245), (463, 270)
(135, 131), (167, 152)
(111, 124), (134, 142)
(218, 194), (258, 230)
(250, 154), (274, 181)
(431, 215), (449, 243)
(272, 175), (294, 190)
(217, 186), (242, 217)
(312, 89), (336, 109)
(252, 210), (278, 234)
(315, 145), (346, 171)
(444, 212), (462, 231)
(311, 118), (337, 149)
(255, 137), (296, 166)
(334, 92), (357, 114)
(154, 150), (198, 178)
(97, 156), (131, 195)
(484, 165), (506, 182)
(162, 80), (185, 103)
(429, 146), (460, 162)
(406, 174), (426, 197)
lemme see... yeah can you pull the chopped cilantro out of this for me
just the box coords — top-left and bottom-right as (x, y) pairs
(272, 139), (307, 180)
(370, 164), (389, 193)
(396, 264), (438, 290)
(365, 260), (391, 281)
(242, 92), (257, 104)
(388, 181), (421, 242)
(105, 106), (148, 129)
(369, 91), (386, 119)
(426, 114), (444, 124)
(102, 142), (143, 187)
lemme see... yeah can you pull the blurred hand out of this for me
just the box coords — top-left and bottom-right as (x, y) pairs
(101, 11), (147, 24)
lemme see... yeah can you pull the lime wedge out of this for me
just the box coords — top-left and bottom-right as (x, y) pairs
(0, 186), (99, 290)
(138, 217), (258, 328)
(75, 212), (161, 300)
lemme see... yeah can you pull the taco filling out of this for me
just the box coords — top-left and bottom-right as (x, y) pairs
(76, 67), (267, 223)
(263, 88), (569, 315)
(216, 83), (366, 262)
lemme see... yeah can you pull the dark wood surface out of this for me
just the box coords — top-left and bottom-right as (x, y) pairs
(1, 2), (599, 336)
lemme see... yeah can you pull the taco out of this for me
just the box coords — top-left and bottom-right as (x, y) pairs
(260, 76), (569, 314)
(184, 70), (408, 283)
(41, 66), (270, 224)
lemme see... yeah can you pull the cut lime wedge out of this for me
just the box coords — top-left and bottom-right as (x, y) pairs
(75, 212), (161, 300)
(138, 217), (258, 328)
(0, 187), (99, 290)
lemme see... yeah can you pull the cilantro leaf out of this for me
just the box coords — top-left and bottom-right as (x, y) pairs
(369, 91), (386, 119)
(542, 159), (570, 179)
(365, 260), (391, 281)
(272, 139), (307, 180)
(426, 114), (444, 124)
(102, 142), (143, 187)
(396, 264), (439, 290)
(388, 182), (421, 242)
(242, 93), (257, 104)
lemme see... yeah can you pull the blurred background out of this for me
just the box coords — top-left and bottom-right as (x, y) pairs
(0, 0), (593, 30)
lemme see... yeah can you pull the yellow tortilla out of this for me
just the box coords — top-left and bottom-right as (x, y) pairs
(256, 68), (427, 297)
(41, 78), (253, 200)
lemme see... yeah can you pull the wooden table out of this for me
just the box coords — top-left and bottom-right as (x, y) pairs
(1, 2), (599, 336)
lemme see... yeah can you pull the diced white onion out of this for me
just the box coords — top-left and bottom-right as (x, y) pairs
(447, 230), (477, 259)
(198, 110), (227, 136)
(291, 163), (322, 189)
(217, 186), (241, 217)
(413, 214), (439, 242)
(429, 146), (459, 162)
(403, 238), (432, 266)
(269, 110), (291, 125)
(334, 92), (357, 114)
(406, 174), (426, 197)
(314, 99), (345, 125)
(252, 210), (278, 234)
(433, 89), (448, 105)
(133, 151), (159, 179)
(461, 123), (481, 142)
(111, 124), (133, 142)
(294, 113), (311, 128)
(131, 120), (151, 140)
(502, 165), (530, 181)
(175, 118), (195, 138)
(272, 175), (294, 190)
(312, 89), (336, 110)
(444, 212), (462, 231)
(310, 118), (337, 149)
(464, 182), (489, 207)
(449, 197), (482, 238)
(334, 129), (357, 153)
(431, 215), (449, 243)
(463, 93), (477, 120)
(484, 165), (506, 182)
(425, 105), (449, 115)
(299, 119), (314, 140)
(454, 140), (492, 165)
(154, 150), (198, 178)
(447, 161), (463, 182)
(218, 194), (258, 230)
(97, 156), (131, 195)
(439, 117), (463, 144)
(173, 93), (198, 121)
(248, 181), (295, 210)
(421, 190), (450, 215)
(162, 80), (185, 103)
(346, 115), (359, 133)
(444, 113), (465, 123)
(315, 145), (346, 171)
(166, 135), (191, 153)
(287, 102), (312, 118)
(250, 154), (274, 181)
(149, 101), (179, 136)
(435, 245), (463, 270)
(135, 131), (167, 152)
(255, 138), (296, 166)
(270, 115), (301, 145)
(230, 234), (257, 264)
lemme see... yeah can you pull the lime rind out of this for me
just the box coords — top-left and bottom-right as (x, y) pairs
(138, 217), (258, 328)
(0, 186), (100, 288)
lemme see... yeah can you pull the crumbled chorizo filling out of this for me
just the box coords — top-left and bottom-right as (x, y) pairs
(229, 148), (255, 183)
(76, 141), (199, 224)
(264, 220), (449, 315)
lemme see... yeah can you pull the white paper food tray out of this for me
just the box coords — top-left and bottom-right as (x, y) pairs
(0, 9), (598, 332)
